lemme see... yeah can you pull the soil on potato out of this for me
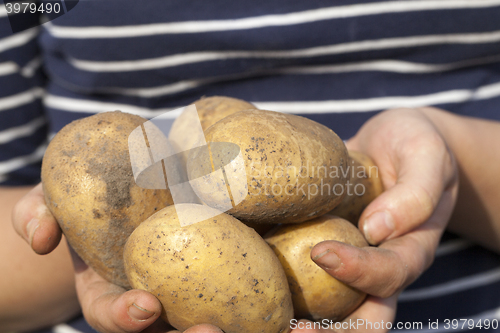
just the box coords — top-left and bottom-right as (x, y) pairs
(86, 151), (133, 211)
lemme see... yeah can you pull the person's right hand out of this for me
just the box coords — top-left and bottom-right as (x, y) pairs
(12, 183), (222, 333)
(290, 107), (459, 333)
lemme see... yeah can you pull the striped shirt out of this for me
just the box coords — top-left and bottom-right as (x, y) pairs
(1, 0), (500, 332)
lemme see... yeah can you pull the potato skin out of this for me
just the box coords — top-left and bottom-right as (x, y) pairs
(41, 111), (174, 288)
(124, 204), (293, 333)
(187, 110), (349, 224)
(195, 96), (256, 131)
(265, 215), (368, 322)
(329, 151), (384, 224)
(169, 96), (256, 154)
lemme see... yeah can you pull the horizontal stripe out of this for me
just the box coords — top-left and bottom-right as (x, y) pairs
(405, 234), (500, 290)
(395, 306), (500, 332)
(86, 55), (500, 98)
(0, 142), (45, 174)
(283, 54), (500, 75)
(0, 27), (38, 53)
(0, 87), (44, 112)
(44, 0), (500, 38)
(67, 29), (500, 72)
(0, 61), (19, 76)
(398, 267), (500, 302)
(0, 116), (45, 144)
(20, 56), (42, 78)
(102, 78), (210, 98)
(0, 3), (6, 17)
(253, 80), (500, 113)
(44, 94), (181, 119)
(435, 239), (473, 257)
(44, 79), (500, 116)
(53, 324), (85, 333)
(0, 56), (43, 78)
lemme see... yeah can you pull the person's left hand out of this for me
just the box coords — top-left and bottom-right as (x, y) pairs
(290, 108), (459, 332)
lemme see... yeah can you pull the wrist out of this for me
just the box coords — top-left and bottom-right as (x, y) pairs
(420, 107), (500, 252)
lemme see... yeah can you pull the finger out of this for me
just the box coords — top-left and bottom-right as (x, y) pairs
(74, 265), (162, 333)
(311, 197), (449, 299)
(344, 137), (360, 152)
(11, 183), (62, 254)
(311, 231), (434, 297)
(361, 142), (453, 244)
(359, 130), (457, 245)
(314, 184), (457, 298)
(311, 241), (409, 298)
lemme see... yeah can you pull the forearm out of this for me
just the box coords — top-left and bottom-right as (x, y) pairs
(0, 186), (79, 332)
(421, 108), (500, 253)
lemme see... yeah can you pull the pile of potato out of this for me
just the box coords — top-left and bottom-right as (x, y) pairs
(41, 96), (383, 333)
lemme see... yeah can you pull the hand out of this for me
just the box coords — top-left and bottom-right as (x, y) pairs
(291, 108), (459, 332)
(12, 183), (222, 333)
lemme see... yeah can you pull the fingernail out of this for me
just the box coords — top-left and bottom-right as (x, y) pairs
(128, 303), (155, 321)
(363, 211), (394, 245)
(312, 249), (341, 271)
(26, 218), (39, 246)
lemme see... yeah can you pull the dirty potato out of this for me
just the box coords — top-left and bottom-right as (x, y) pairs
(187, 110), (349, 224)
(41, 111), (174, 288)
(265, 215), (368, 322)
(124, 204), (293, 333)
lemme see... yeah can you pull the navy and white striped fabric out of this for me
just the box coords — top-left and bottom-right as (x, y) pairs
(1, 1), (500, 332)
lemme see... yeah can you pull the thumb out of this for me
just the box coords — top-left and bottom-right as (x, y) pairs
(12, 183), (62, 254)
(74, 263), (163, 333)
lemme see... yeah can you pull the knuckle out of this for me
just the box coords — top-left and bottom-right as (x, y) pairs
(395, 239), (429, 290)
(372, 249), (411, 298)
(338, 249), (371, 286)
(379, 265), (408, 298)
(410, 183), (436, 221)
(442, 146), (458, 189)
(426, 130), (446, 148)
(378, 275), (405, 299)
(11, 203), (23, 232)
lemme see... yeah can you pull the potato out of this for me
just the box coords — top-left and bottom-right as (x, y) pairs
(41, 111), (174, 288)
(123, 204), (293, 333)
(329, 151), (384, 224)
(168, 96), (255, 156)
(265, 215), (368, 322)
(195, 96), (256, 131)
(187, 110), (349, 224)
